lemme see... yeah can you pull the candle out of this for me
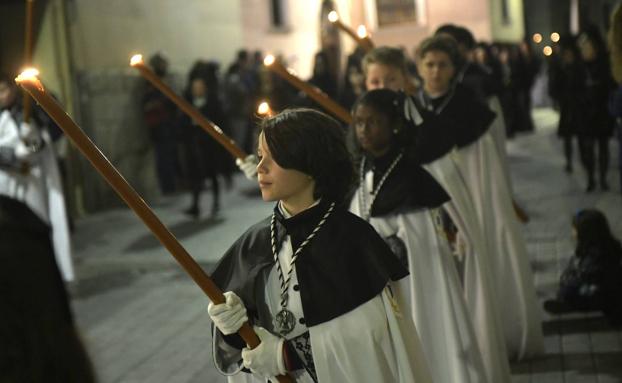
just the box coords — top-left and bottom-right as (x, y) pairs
(22, 0), (35, 122)
(130, 54), (247, 160)
(327, 11), (374, 52)
(257, 100), (275, 117)
(264, 55), (352, 124)
(15, 69), (294, 383)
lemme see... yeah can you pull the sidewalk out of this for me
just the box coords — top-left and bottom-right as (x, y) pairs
(71, 108), (622, 382)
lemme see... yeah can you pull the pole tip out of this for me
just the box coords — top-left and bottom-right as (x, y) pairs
(15, 67), (40, 83)
(263, 55), (275, 66)
(130, 54), (144, 66)
(257, 101), (271, 116)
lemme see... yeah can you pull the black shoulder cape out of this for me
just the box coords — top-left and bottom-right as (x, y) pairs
(210, 201), (408, 327)
(355, 148), (450, 217)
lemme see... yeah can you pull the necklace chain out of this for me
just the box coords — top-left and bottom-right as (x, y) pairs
(270, 202), (335, 309)
(358, 152), (403, 220)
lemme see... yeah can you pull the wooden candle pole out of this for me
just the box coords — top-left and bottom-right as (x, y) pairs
(22, 0), (35, 122)
(264, 55), (352, 125)
(328, 11), (374, 52)
(15, 69), (293, 383)
(130, 55), (247, 160)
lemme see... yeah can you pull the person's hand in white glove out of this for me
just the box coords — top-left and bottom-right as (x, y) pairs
(236, 154), (258, 180)
(241, 326), (286, 378)
(207, 291), (248, 335)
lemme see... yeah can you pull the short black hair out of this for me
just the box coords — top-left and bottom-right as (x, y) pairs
(260, 108), (355, 204)
(435, 24), (476, 50)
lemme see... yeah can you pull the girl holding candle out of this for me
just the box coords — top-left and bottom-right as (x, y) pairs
(208, 108), (432, 383)
(348, 88), (490, 383)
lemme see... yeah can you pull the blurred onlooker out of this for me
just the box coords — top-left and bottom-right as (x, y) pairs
(180, 61), (229, 218)
(224, 50), (255, 153)
(544, 209), (622, 325)
(608, 4), (622, 194)
(141, 53), (179, 195)
(340, 46), (366, 110)
(577, 27), (615, 192)
(513, 40), (541, 133)
(548, 35), (585, 174)
(309, 50), (338, 100)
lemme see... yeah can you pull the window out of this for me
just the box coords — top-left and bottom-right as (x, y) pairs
(270, 0), (284, 28)
(375, 0), (417, 27)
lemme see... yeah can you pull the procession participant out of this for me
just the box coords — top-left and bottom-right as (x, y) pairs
(348, 89), (489, 383)
(414, 36), (544, 361)
(0, 72), (73, 282)
(360, 47), (512, 382)
(209, 108), (433, 383)
(0, 73), (93, 382)
(362, 46), (416, 92)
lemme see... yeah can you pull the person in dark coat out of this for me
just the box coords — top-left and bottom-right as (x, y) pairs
(181, 61), (229, 218)
(548, 35), (586, 173)
(577, 27), (616, 191)
(544, 209), (622, 325)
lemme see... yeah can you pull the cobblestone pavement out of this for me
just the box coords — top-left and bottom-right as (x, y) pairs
(70, 108), (622, 382)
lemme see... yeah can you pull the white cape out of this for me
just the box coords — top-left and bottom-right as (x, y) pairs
(423, 153), (512, 383)
(216, 291), (433, 383)
(0, 111), (73, 281)
(454, 132), (544, 360)
(350, 191), (489, 383)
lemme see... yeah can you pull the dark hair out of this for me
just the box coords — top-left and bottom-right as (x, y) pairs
(260, 108), (354, 204)
(417, 35), (463, 69)
(362, 46), (409, 76)
(573, 209), (622, 259)
(435, 24), (476, 50)
(348, 89), (404, 156)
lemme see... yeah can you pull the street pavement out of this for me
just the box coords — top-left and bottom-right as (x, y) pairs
(70, 108), (622, 382)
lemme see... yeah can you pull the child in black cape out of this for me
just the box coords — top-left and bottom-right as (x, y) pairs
(208, 108), (432, 382)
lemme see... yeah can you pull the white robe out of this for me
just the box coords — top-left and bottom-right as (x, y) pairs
(453, 132), (544, 360)
(487, 96), (513, 193)
(0, 110), (74, 281)
(350, 179), (489, 383)
(423, 152), (512, 383)
(214, 224), (433, 383)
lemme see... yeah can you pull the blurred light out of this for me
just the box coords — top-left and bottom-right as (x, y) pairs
(551, 32), (560, 42)
(130, 54), (143, 66)
(257, 101), (270, 115)
(263, 55), (275, 66)
(543, 46), (553, 56)
(16, 67), (40, 81)
(328, 11), (339, 23)
(357, 25), (368, 38)
(532, 33), (543, 44)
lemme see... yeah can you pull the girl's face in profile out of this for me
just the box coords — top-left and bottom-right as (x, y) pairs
(256, 133), (314, 204)
(354, 104), (393, 158)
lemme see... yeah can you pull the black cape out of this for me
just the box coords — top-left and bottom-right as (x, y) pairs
(210, 200), (408, 328)
(356, 148), (450, 217)
(408, 84), (496, 164)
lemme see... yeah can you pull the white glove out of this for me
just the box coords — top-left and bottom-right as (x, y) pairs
(236, 154), (258, 180)
(14, 122), (43, 160)
(207, 291), (248, 335)
(241, 326), (286, 378)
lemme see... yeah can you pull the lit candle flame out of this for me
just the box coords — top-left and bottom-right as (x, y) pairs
(130, 54), (144, 66)
(263, 55), (275, 66)
(328, 11), (339, 23)
(532, 33), (542, 44)
(550, 32), (560, 43)
(15, 67), (40, 82)
(543, 46), (553, 56)
(357, 25), (368, 39)
(257, 101), (271, 115)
